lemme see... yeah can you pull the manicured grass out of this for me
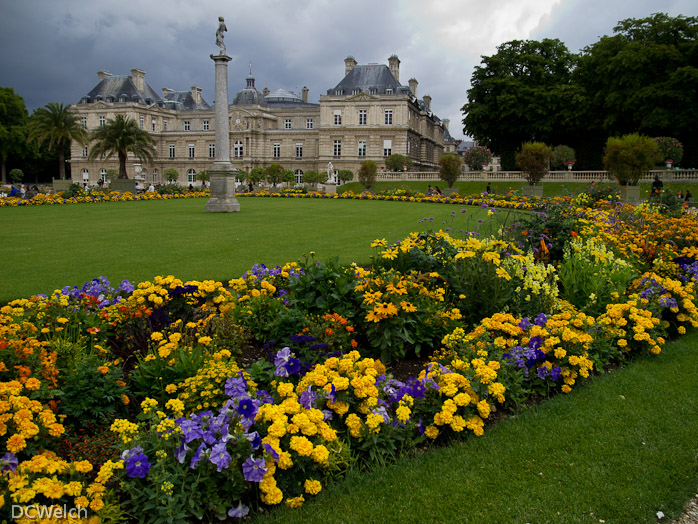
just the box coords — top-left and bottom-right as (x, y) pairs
(252, 330), (698, 523)
(0, 196), (511, 303)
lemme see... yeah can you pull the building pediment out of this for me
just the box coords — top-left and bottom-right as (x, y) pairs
(93, 101), (111, 109)
(346, 92), (379, 102)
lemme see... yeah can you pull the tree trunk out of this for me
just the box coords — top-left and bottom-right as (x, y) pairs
(1, 157), (6, 184)
(58, 149), (66, 180)
(118, 151), (128, 179)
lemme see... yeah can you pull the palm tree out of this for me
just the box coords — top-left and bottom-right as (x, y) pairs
(88, 115), (155, 179)
(26, 102), (88, 180)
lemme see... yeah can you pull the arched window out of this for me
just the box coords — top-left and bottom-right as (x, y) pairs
(234, 140), (243, 158)
(187, 169), (196, 184)
(294, 169), (303, 184)
(99, 169), (107, 182)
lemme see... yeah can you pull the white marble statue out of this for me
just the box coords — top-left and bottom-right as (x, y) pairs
(216, 17), (227, 54)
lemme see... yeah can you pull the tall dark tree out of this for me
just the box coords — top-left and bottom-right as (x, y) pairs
(462, 39), (582, 170)
(26, 102), (87, 180)
(0, 87), (29, 184)
(576, 13), (698, 166)
(88, 115), (155, 179)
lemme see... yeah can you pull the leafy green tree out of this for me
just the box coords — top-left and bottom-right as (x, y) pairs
(576, 13), (698, 166)
(164, 168), (179, 184)
(0, 87), (29, 184)
(247, 167), (265, 186)
(462, 145), (492, 171)
(337, 169), (354, 184)
(196, 169), (210, 186)
(88, 115), (155, 179)
(105, 169), (118, 182)
(385, 154), (413, 172)
(603, 133), (661, 186)
(551, 145), (576, 169)
(9, 168), (24, 184)
(26, 102), (87, 180)
(282, 169), (295, 187)
(516, 142), (552, 185)
(654, 137), (683, 165)
(302, 170), (326, 189)
(357, 160), (378, 189)
(438, 153), (462, 188)
(265, 163), (285, 186)
(462, 39), (582, 170)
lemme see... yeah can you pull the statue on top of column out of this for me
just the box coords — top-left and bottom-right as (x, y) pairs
(216, 17), (227, 54)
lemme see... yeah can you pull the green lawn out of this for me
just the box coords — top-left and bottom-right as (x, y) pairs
(252, 330), (698, 524)
(0, 196), (509, 303)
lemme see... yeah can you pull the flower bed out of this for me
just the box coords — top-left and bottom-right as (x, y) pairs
(1, 194), (697, 522)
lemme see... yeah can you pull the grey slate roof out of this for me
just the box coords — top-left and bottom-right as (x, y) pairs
(264, 88), (319, 108)
(161, 91), (211, 110)
(232, 75), (267, 106)
(327, 64), (412, 96)
(82, 75), (161, 105)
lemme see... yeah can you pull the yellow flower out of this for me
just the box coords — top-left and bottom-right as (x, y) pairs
(304, 479), (322, 495)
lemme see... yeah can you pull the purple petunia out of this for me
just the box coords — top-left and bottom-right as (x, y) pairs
(228, 502), (250, 518)
(245, 431), (262, 450)
(263, 443), (279, 461)
(209, 442), (232, 472)
(237, 398), (257, 418)
(299, 386), (317, 409)
(242, 455), (267, 483)
(1, 452), (18, 473)
(125, 452), (151, 479)
(225, 371), (248, 399)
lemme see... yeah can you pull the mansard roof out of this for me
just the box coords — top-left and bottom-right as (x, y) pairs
(81, 75), (161, 105)
(264, 88), (319, 108)
(327, 64), (412, 96)
(161, 91), (211, 110)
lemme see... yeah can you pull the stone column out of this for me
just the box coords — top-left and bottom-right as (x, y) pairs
(206, 53), (240, 212)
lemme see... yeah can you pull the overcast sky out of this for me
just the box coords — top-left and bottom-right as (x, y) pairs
(1, 0), (696, 140)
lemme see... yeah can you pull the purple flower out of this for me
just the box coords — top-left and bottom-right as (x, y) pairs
(242, 455), (267, 483)
(126, 452), (151, 478)
(178, 418), (204, 444)
(245, 431), (261, 450)
(190, 443), (208, 470)
(551, 366), (562, 381)
(263, 443), (279, 461)
(175, 443), (190, 464)
(537, 366), (550, 380)
(225, 371), (248, 398)
(228, 502), (250, 518)
(209, 442), (232, 472)
(534, 313), (548, 327)
(1, 452), (18, 473)
(518, 317), (533, 330)
(299, 386), (317, 409)
(120, 445), (143, 462)
(237, 398), (257, 418)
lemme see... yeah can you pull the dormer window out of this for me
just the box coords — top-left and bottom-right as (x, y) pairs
(386, 88), (393, 95)
(369, 88), (377, 95)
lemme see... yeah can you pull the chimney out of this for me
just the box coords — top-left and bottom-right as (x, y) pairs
(191, 86), (202, 105)
(263, 87), (270, 97)
(97, 70), (112, 82)
(408, 78), (418, 98)
(423, 94), (431, 111)
(344, 56), (357, 76)
(162, 88), (173, 99)
(442, 119), (450, 131)
(388, 54), (400, 83)
(130, 68), (146, 92)
(302, 86), (309, 103)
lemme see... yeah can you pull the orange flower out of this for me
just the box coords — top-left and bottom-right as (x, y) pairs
(86, 327), (100, 334)
(97, 366), (109, 374)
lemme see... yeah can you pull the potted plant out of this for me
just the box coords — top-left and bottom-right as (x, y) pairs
(603, 133), (662, 203)
(516, 141), (551, 197)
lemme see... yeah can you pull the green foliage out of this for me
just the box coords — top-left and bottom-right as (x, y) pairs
(302, 169), (326, 186)
(603, 133), (661, 186)
(57, 353), (131, 428)
(0, 87), (29, 183)
(438, 153), (462, 188)
(462, 145), (492, 171)
(557, 238), (638, 317)
(551, 145), (576, 169)
(509, 202), (579, 262)
(573, 182), (621, 207)
(337, 169), (354, 183)
(357, 160), (378, 189)
(654, 136), (684, 164)
(27, 102), (87, 180)
(105, 168), (118, 181)
(385, 154), (413, 172)
(248, 167), (266, 184)
(282, 169), (295, 185)
(196, 170), (210, 183)
(163, 168), (179, 183)
(265, 163), (285, 186)
(9, 168), (23, 183)
(88, 114), (155, 179)
(515, 142), (551, 185)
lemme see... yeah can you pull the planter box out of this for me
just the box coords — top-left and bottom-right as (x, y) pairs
(52, 179), (72, 192)
(619, 185), (642, 204)
(522, 184), (544, 197)
(109, 179), (137, 193)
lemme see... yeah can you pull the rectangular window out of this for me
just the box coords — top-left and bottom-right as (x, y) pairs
(306, 118), (313, 129)
(82, 146), (88, 158)
(187, 172), (196, 183)
(386, 88), (393, 95)
(234, 141), (243, 158)
(203, 120), (209, 130)
(384, 109), (393, 125)
(152, 118), (156, 132)
(188, 145), (195, 158)
(333, 110), (342, 125)
(169, 144), (175, 158)
(333, 140), (341, 157)
(81, 117), (87, 129)
(163, 119), (168, 131)
(295, 143), (303, 158)
(358, 109), (367, 125)
(99, 116), (105, 127)
(209, 144), (215, 158)
(358, 140), (366, 157)
(139, 116), (144, 129)
(285, 119), (292, 129)
(184, 121), (190, 131)
(273, 143), (280, 158)
(383, 139), (392, 157)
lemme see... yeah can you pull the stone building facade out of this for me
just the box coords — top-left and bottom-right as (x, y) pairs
(69, 55), (449, 186)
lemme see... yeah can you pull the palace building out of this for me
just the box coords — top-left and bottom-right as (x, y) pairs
(69, 55), (452, 186)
